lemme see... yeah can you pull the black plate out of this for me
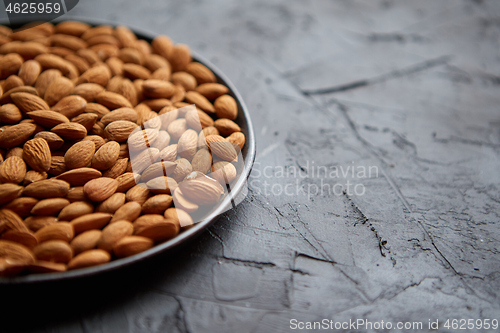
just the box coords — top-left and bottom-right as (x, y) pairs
(0, 18), (256, 284)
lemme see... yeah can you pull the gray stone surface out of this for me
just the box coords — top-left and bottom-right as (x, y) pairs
(1, 0), (500, 332)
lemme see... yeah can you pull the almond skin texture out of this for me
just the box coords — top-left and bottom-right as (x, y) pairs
(56, 167), (102, 186)
(214, 118), (241, 136)
(64, 140), (95, 170)
(52, 95), (87, 118)
(104, 120), (138, 142)
(27, 110), (69, 128)
(0, 104), (23, 124)
(185, 62), (216, 85)
(67, 249), (111, 270)
(22, 138), (52, 173)
(96, 192), (126, 214)
(0, 240), (35, 265)
(51, 122), (87, 140)
(35, 222), (74, 243)
(83, 177), (118, 202)
(141, 194), (173, 214)
(113, 235), (153, 258)
(226, 132), (245, 150)
(58, 201), (94, 221)
(11, 92), (49, 112)
(111, 201), (142, 223)
(205, 135), (238, 162)
(177, 129), (198, 161)
(23, 179), (70, 199)
(18, 60), (41, 86)
(0, 156), (27, 184)
(44, 76), (75, 106)
(178, 178), (223, 205)
(184, 91), (215, 113)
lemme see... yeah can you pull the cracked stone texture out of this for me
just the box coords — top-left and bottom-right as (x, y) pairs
(1, 0), (500, 332)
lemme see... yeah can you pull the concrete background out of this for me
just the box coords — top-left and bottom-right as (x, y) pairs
(1, 0), (500, 332)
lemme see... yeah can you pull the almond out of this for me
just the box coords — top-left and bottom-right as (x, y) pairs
(142, 79), (174, 98)
(0, 53), (23, 79)
(119, 48), (143, 65)
(127, 128), (158, 152)
(159, 144), (177, 162)
(191, 149), (212, 174)
(140, 161), (177, 182)
(144, 54), (169, 72)
(35, 69), (62, 98)
(0, 86), (39, 104)
(117, 79), (138, 106)
(3, 197), (38, 218)
(91, 140), (120, 170)
(27, 260), (67, 273)
(125, 184), (151, 204)
(48, 155), (66, 176)
(56, 167), (101, 186)
(18, 60), (41, 86)
(70, 230), (102, 255)
(65, 54), (91, 74)
(104, 120), (138, 142)
(27, 110), (69, 128)
(33, 240), (73, 263)
(97, 221), (134, 252)
(185, 109), (214, 131)
(115, 172), (139, 192)
(214, 118), (241, 136)
(58, 201), (94, 221)
(113, 235), (153, 258)
(23, 170), (48, 185)
(130, 147), (160, 174)
(146, 176), (178, 195)
(103, 158), (128, 178)
(195, 83), (229, 100)
(96, 91), (133, 109)
(71, 113), (99, 131)
(122, 63), (151, 80)
(133, 214), (179, 242)
(214, 95), (238, 120)
(0, 156), (26, 183)
(72, 83), (104, 102)
(52, 95), (87, 118)
(35, 222), (74, 243)
(164, 207), (194, 229)
(31, 198), (70, 216)
(85, 102), (110, 119)
(1, 230), (37, 249)
(205, 135), (238, 162)
(226, 131), (245, 149)
(44, 76), (74, 106)
(10, 92), (49, 112)
(33, 131), (64, 151)
(151, 67), (171, 81)
(0, 209), (29, 233)
(171, 158), (193, 182)
(55, 21), (91, 37)
(141, 194), (173, 214)
(24, 216), (57, 232)
(167, 118), (187, 141)
(142, 98), (173, 112)
(184, 91), (215, 113)
(170, 84), (186, 103)
(111, 201), (142, 222)
(151, 35), (173, 59)
(35, 54), (76, 79)
(210, 161), (237, 184)
(178, 178), (223, 205)
(0, 41), (47, 60)
(177, 129), (198, 161)
(64, 140), (95, 170)
(83, 177), (118, 202)
(76, 65), (111, 86)
(151, 130), (171, 150)
(67, 249), (111, 269)
(96, 192), (126, 214)
(70, 212), (112, 234)
(51, 122), (87, 140)
(185, 62), (216, 85)
(23, 179), (69, 199)
(0, 240), (35, 264)
(23, 138), (51, 172)
(171, 72), (197, 91)
(0, 104), (22, 124)
(172, 188), (199, 213)
(167, 44), (191, 72)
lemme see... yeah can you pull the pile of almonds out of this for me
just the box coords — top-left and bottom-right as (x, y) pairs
(0, 21), (246, 277)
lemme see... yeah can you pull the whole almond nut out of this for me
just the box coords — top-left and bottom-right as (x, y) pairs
(27, 110), (69, 128)
(52, 95), (87, 119)
(18, 60), (41, 86)
(83, 177), (118, 202)
(171, 158), (192, 182)
(0, 86), (39, 105)
(185, 62), (216, 85)
(146, 176), (178, 195)
(144, 54), (169, 72)
(64, 140), (95, 170)
(133, 214), (179, 242)
(141, 194), (173, 214)
(72, 83), (104, 102)
(167, 118), (187, 141)
(85, 102), (110, 119)
(76, 65), (111, 87)
(0, 239), (35, 264)
(214, 95), (238, 120)
(111, 201), (142, 223)
(184, 91), (215, 113)
(35, 69), (62, 98)
(104, 120), (138, 142)
(0, 104), (22, 124)
(226, 132), (245, 150)
(10, 92), (49, 112)
(58, 201), (94, 221)
(1, 230), (38, 249)
(35, 222), (74, 243)
(65, 54), (91, 74)
(97, 221), (134, 252)
(51, 122), (87, 140)
(70, 230), (102, 255)
(96, 192), (126, 213)
(125, 184), (151, 204)
(115, 172), (139, 192)
(100, 107), (138, 126)
(22, 138), (52, 172)
(48, 155), (66, 176)
(172, 188), (199, 213)
(44, 76), (74, 106)
(122, 63), (151, 80)
(113, 235), (153, 258)
(70, 212), (112, 234)
(205, 135), (238, 162)
(195, 83), (229, 100)
(170, 84), (185, 103)
(159, 144), (177, 162)
(171, 72), (197, 91)
(24, 216), (57, 232)
(0, 209), (29, 233)
(151, 35), (173, 59)
(23, 179), (70, 199)
(151, 67), (171, 81)
(56, 167), (102, 186)
(96, 91), (133, 109)
(103, 158), (128, 178)
(210, 161), (237, 184)
(0, 123), (37, 149)
(177, 129), (198, 161)
(31, 198), (70, 216)
(55, 21), (90, 37)
(91, 140), (120, 170)
(167, 44), (191, 72)
(0, 156), (26, 184)
(33, 131), (64, 151)
(33, 240), (73, 263)
(0, 53), (23, 79)
(178, 178), (223, 205)
(68, 249), (111, 269)
(142, 79), (175, 98)
(51, 34), (87, 51)
(191, 149), (212, 174)
(71, 113), (98, 132)
(130, 147), (160, 174)
(3, 197), (38, 218)
(185, 110), (214, 131)
(0, 41), (47, 60)
(140, 161), (177, 183)
(214, 118), (241, 136)
(164, 207), (194, 229)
